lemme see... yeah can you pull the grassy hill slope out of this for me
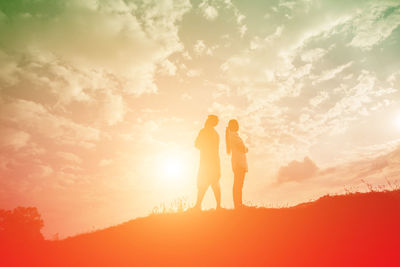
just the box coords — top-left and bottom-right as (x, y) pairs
(2, 190), (399, 266)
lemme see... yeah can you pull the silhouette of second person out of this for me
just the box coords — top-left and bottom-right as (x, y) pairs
(226, 119), (248, 209)
(194, 115), (221, 210)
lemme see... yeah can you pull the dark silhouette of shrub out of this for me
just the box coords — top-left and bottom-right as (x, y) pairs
(0, 206), (44, 242)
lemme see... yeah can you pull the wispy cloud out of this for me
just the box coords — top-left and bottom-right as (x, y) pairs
(348, 2), (400, 50)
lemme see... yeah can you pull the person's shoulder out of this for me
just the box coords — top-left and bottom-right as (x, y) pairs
(197, 128), (209, 138)
(198, 128), (206, 134)
(211, 128), (219, 135)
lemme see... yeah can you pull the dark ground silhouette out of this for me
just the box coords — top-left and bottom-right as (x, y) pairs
(1, 190), (399, 267)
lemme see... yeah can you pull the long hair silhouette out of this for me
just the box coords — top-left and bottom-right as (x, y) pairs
(225, 119), (239, 154)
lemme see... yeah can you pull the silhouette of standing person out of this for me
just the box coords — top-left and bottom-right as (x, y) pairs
(194, 115), (221, 210)
(226, 119), (248, 209)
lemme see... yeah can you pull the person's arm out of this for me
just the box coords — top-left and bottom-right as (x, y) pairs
(237, 136), (248, 153)
(230, 134), (246, 153)
(225, 127), (231, 155)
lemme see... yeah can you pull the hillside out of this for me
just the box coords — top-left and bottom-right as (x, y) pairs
(2, 190), (400, 267)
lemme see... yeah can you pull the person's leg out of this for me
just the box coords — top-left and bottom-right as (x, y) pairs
(237, 171), (245, 208)
(211, 182), (221, 209)
(194, 186), (207, 210)
(233, 171), (239, 208)
(233, 170), (245, 209)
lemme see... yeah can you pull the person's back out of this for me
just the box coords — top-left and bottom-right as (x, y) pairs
(196, 126), (220, 172)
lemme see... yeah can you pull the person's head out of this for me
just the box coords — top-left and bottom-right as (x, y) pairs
(205, 114), (219, 128)
(227, 119), (239, 132)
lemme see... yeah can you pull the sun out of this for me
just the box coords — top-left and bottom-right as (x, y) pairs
(154, 149), (195, 187)
(163, 157), (183, 178)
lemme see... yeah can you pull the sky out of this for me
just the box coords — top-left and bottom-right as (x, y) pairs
(1, 0), (400, 238)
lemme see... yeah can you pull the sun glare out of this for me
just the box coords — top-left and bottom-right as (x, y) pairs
(164, 158), (183, 178)
(154, 149), (195, 189)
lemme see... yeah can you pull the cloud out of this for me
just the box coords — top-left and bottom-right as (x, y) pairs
(158, 59), (177, 76)
(0, 0), (191, 102)
(186, 69), (202, 77)
(348, 2), (400, 50)
(193, 40), (206, 55)
(309, 91), (329, 107)
(279, 0), (297, 11)
(211, 83), (231, 99)
(99, 91), (126, 126)
(238, 24), (247, 38)
(56, 152), (83, 165)
(213, 0), (400, 170)
(192, 40), (217, 56)
(0, 1), (193, 219)
(0, 128), (30, 150)
(301, 48), (327, 63)
(312, 61), (353, 85)
(199, 1), (218, 21)
(0, 50), (19, 86)
(0, 99), (100, 148)
(277, 157), (319, 183)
